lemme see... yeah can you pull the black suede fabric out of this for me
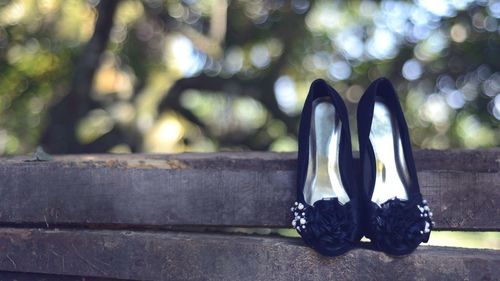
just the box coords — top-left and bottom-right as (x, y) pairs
(357, 77), (433, 256)
(292, 79), (361, 256)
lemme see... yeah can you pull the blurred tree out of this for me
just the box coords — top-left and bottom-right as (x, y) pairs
(41, 0), (120, 153)
(0, 0), (498, 155)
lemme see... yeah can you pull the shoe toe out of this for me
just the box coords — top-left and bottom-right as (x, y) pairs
(292, 199), (359, 256)
(367, 198), (433, 255)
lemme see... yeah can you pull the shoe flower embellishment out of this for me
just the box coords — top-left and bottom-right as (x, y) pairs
(290, 199), (356, 248)
(370, 198), (434, 254)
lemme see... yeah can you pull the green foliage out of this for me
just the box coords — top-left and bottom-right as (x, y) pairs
(0, 0), (499, 155)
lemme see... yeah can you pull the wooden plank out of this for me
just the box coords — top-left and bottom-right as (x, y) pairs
(0, 228), (498, 281)
(411, 149), (499, 172)
(0, 271), (129, 281)
(0, 150), (498, 230)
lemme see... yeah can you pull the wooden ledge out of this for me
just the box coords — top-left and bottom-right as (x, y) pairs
(0, 228), (498, 281)
(0, 149), (499, 230)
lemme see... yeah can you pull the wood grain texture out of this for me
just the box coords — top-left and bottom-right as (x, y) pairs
(0, 271), (130, 281)
(0, 149), (498, 230)
(0, 228), (498, 281)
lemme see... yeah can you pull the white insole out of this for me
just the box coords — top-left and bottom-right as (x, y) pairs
(303, 99), (350, 205)
(369, 101), (409, 205)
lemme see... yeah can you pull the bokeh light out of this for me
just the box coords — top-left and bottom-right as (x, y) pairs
(0, 0), (498, 156)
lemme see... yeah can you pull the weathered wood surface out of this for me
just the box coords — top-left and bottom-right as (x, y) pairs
(0, 149), (498, 230)
(0, 228), (498, 281)
(0, 271), (129, 281)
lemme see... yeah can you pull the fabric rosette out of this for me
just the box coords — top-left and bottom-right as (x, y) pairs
(367, 198), (434, 255)
(291, 198), (358, 254)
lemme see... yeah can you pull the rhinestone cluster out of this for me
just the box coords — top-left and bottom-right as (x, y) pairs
(417, 199), (435, 234)
(290, 201), (307, 232)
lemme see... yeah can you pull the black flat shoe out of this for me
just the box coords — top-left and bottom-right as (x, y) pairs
(291, 79), (361, 256)
(357, 77), (434, 256)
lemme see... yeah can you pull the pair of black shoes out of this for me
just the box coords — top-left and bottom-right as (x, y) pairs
(290, 78), (434, 256)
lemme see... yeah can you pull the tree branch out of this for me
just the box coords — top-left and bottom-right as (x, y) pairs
(157, 2), (311, 148)
(41, 0), (121, 153)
